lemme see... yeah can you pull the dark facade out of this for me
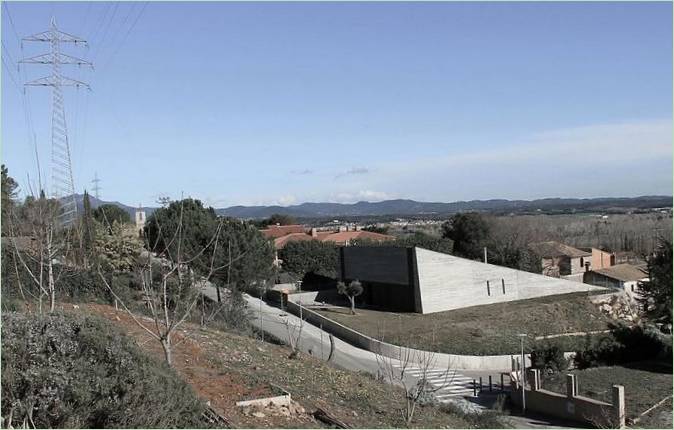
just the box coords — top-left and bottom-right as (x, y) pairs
(339, 246), (419, 312)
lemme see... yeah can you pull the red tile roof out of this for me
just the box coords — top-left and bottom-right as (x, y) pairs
(529, 241), (591, 258)
(274, 232), (316, 249)
(261, 225), (396, 249)
(593, 264), (648, 282)
(260, 224), (307, 239)
(320, 230), (395, 245)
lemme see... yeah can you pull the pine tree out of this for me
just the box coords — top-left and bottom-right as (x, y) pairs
(637, 238), (673, 325)
(82, 191), (95, 267)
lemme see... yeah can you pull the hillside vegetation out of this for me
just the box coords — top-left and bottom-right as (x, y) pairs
(80, 303), (501, 428)
(1, 312), (208, 428)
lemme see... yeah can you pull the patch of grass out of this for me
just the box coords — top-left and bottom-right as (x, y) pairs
(540, 364), (673, 428)
(316, 292), (614, 355)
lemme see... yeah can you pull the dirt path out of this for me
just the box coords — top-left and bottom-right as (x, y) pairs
(79, 303), (319, 428)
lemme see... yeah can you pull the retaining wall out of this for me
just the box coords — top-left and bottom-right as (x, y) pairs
(284, 299), (577, 371)
(511, 369), (625, 428)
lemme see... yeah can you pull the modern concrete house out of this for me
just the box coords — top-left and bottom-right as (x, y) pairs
(529, 241), (592, 278)
(584, 264), (648, 298)
(340, 246), (605, 314)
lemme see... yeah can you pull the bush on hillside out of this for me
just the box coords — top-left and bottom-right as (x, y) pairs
(574, 323), (673, 369)
(530, 343), (568, 373)
(440, 401), (506, 428)
(1, 312), (208, 428)
(192, 287), (251, 333)
(92, 203), (131, 225)
(1, 246), (138, 308)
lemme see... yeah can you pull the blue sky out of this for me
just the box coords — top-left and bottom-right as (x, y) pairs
(2, 1), (672, 207)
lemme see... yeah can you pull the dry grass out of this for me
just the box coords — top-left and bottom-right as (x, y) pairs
(81, 303), (490, 428)
(540, 363), (673, 429)
(315, 292), (614, 355)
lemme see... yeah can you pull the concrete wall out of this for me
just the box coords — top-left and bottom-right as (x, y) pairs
(341, 246), (411, 286)
(414, 248), (605, 314)
(285, 299), (546, 371)
(511, 370), (625, 428)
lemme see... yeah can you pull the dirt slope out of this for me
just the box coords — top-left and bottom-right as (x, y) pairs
(80, 303), (477, 429)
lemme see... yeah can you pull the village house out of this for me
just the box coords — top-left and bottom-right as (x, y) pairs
(588, 247), (616, 270)
(583, 263), (649, 298)
(529, 241), (592, 280)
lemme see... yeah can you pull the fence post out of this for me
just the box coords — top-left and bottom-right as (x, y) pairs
(489, 375), (492, 392)
(566, 374), (577, 398)
(612, 385), (625, 429)
(473, 379), (477, 397)
(528, 369), (540, 391)
(500, 373), (504, 391)
(479, 376), (483, 392)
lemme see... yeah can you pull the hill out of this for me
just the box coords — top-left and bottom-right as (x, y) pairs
(65, 195), (672, 220)
(217, 196), (673, 218)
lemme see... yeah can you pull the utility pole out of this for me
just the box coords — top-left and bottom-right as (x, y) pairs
(91, 171), (102, 200)
(517, 333), (527, 413)
(20, 17), (92, 226)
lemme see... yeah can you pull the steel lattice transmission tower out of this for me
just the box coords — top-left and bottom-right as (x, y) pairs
(91, 171), (102, 200)
(20, 17), (93, 226)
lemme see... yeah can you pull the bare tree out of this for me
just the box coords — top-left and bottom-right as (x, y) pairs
(7, 190), (73, 313)
(97, 204), (237, 366)
(375, 341), (456, 426)
(284, 312), (304, 359)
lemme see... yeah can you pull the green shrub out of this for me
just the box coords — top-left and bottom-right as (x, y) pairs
(278, 240), (339, 279)
(531, 343), (568, 373)
(440, 401), (506, 428)
(1, 246), (139, 308)
(192, 287), (251, 333)
(59, 269), (137, 305)
(1, 312), (209, 428)
(574, 323), (673, 369)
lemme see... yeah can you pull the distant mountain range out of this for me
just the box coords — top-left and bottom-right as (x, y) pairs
(69, 194), (672, 220)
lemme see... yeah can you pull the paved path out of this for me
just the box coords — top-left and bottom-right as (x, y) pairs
(201, 284), (479, 400)
(200, 285), (583, 428)
(391, 363), (476, 401)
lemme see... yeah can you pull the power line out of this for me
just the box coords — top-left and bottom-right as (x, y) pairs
(90, 2), (119, 63)
(2, 54), (22, 94)
(2, 2), (21, 44)
(101, 1), (149, 73)
(88, 2), (111, 47)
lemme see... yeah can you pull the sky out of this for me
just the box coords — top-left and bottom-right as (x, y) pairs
(2, 1), (672, 208)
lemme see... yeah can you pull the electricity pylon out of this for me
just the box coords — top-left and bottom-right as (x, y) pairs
(91, 172), (101, 200)
(20, 17), (93, 226)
